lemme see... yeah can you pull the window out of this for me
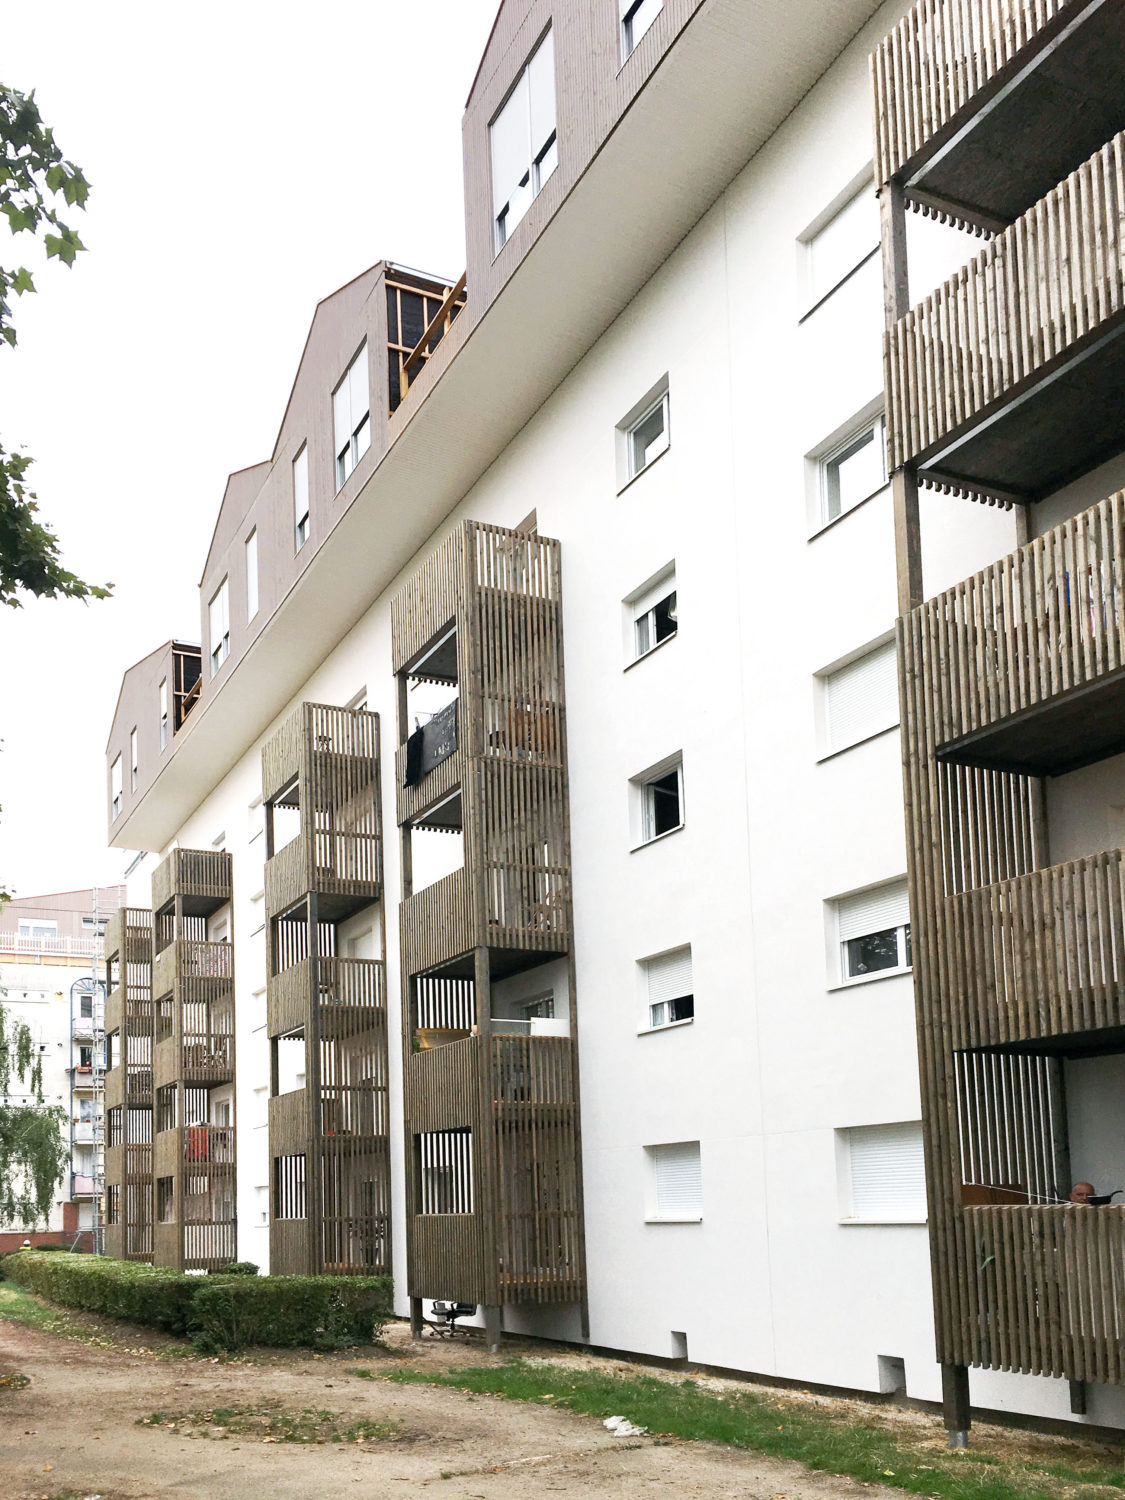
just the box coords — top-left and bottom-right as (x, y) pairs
(129, 726), (138, 791)
(803, 183), (879, 309)
(18, 919), (57, 939)
(821, 416), (886, 522)
(621, 0), (662, 57)
(627, 391), (670, 479)
(159, 677), (168, 749)
(643, 946), (693, 1029)
(209, 578), (230, 677)
(334, 346), (370, 489)
(834, 878), (911, 982)
(110, 755), (122, 820)
(293, 445), (309, 548)
(80, 993), (93, 1018)
(634, 756), (683, 844)
(646, 1141), (702, 1221)
(822, 638), (898, 753)
(490, 27), (557, 251)
(245, 529), (258, 621)
(839, 1122), (926, 1222)
(630, 566), (677, 661)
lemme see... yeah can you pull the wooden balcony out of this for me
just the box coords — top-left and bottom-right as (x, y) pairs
(152, 848), (232, 917)
(910, 492), (1125, 775)
(958, 1205), (1125, 1382)
(267, 955), (386, 1039)
(405, 1034), (583, 1306)
(262, 702), (381, 921)
(887, 133), (1125, 500)
(949, 849), (1125, 1050)
(873, 0), (1125, 227)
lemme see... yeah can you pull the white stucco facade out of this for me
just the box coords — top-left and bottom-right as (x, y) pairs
(111, 0), (1125, 1432)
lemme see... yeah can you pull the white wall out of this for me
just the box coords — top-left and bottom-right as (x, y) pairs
(114, 0), (1125, 1429)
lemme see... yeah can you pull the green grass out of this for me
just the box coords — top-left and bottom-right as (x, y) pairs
(0, 1283), (193, 1358)
(139, 1404), (397, 1444)
(344, 1360), (1125, 1500)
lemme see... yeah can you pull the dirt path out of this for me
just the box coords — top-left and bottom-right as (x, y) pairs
(0, 1319), (897, 1500)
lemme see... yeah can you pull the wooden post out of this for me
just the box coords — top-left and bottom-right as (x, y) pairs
(307, 889), (322, 1276)
(483, 1302), (502, 1354)
(941, 1363), (971, 1447)
(410, 1296), (424, 1339)
(882, 177), (923, 616)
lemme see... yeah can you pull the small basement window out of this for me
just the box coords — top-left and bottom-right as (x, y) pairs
(643, 946), (693, 1029)
(834, 878), (911, 982)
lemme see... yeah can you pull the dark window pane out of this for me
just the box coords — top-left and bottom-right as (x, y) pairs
(670, 994), (694, 1022)
(650, 771), (681, 836)
(845, 927), (899, 977)
(654, 591), (677, 644)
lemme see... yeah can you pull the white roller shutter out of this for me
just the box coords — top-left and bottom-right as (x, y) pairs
(846, 1122), (926, 1218)
(651, 1141), (701, 1218)
(837, 879), (909, 942)
(824, 640), (898, 751)
(645, 947), (692, 1005)
(527, 27), (555, 161)
(490, 68), (530, 218)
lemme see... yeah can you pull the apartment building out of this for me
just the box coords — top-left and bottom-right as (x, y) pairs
(103, 0), (1125, 1436)
(0, 888), (122, 1247)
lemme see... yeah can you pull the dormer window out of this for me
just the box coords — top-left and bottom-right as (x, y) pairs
(209, 577), (230, 677)
(490, 27), (557, 252)
(334, 346), (370, 490)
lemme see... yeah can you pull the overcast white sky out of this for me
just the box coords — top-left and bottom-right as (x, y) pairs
(1, 0), (498, 899)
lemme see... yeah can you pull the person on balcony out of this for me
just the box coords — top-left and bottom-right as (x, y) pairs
(1068, 1181), (1096, 1205)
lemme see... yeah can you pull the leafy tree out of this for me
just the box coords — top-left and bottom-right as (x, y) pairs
(0, 83), (110, 607)
(0, 998), (68, 1225)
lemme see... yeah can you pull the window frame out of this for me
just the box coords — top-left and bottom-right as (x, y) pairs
(293, 445), (310, 549)
(333, 346), (370, 492)
(836, 1121), (927, 1225)
(621, 0), (663, 59)
(817, 634), (899, 758)
(632, 755), (684, 848)
(799, 174), (880, 316)
(490, 26), (558, 254)
(159, 677), (168, 750)
(820, 414), (887, 525)
(640, 945), (694, 1033)
(245, 528), (259, 622)
(645, 1140), (703, 1223)
(627, 390), (670, 481)
(208, 577), (230, 678)
(830, 878), (912, 989)
(110, 755), (122, 820)
(627, 564), (678, 665)
(129, 726), (138, 792)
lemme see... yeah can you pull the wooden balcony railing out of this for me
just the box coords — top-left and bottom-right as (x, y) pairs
(399, 271), (466, 401)
(949, 847), (1125, 1048)
(962, 1204), (1125, 1381)
(886, 131), (1125, 479)
(912, 492), (1125, 755)
(152, 847), (232, 914)
(873, 0), (1075, 188)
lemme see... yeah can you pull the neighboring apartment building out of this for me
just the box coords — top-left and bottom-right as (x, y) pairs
(0, 888), (123, 1248)
(102, 0), (1125, 1437)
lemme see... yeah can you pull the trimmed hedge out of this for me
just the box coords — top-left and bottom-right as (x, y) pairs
(191, 1275), (390, 1353)
(0, 1251), (392, 1352)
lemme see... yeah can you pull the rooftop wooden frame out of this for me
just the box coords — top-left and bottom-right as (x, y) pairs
(399, 271), (468, 403)
(386, 269), (466, 414)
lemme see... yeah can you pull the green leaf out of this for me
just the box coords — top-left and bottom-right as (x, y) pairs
(11, 267), (33, 295)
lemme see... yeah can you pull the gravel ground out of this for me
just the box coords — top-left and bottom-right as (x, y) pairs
(0, 1316), (901, 1500)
